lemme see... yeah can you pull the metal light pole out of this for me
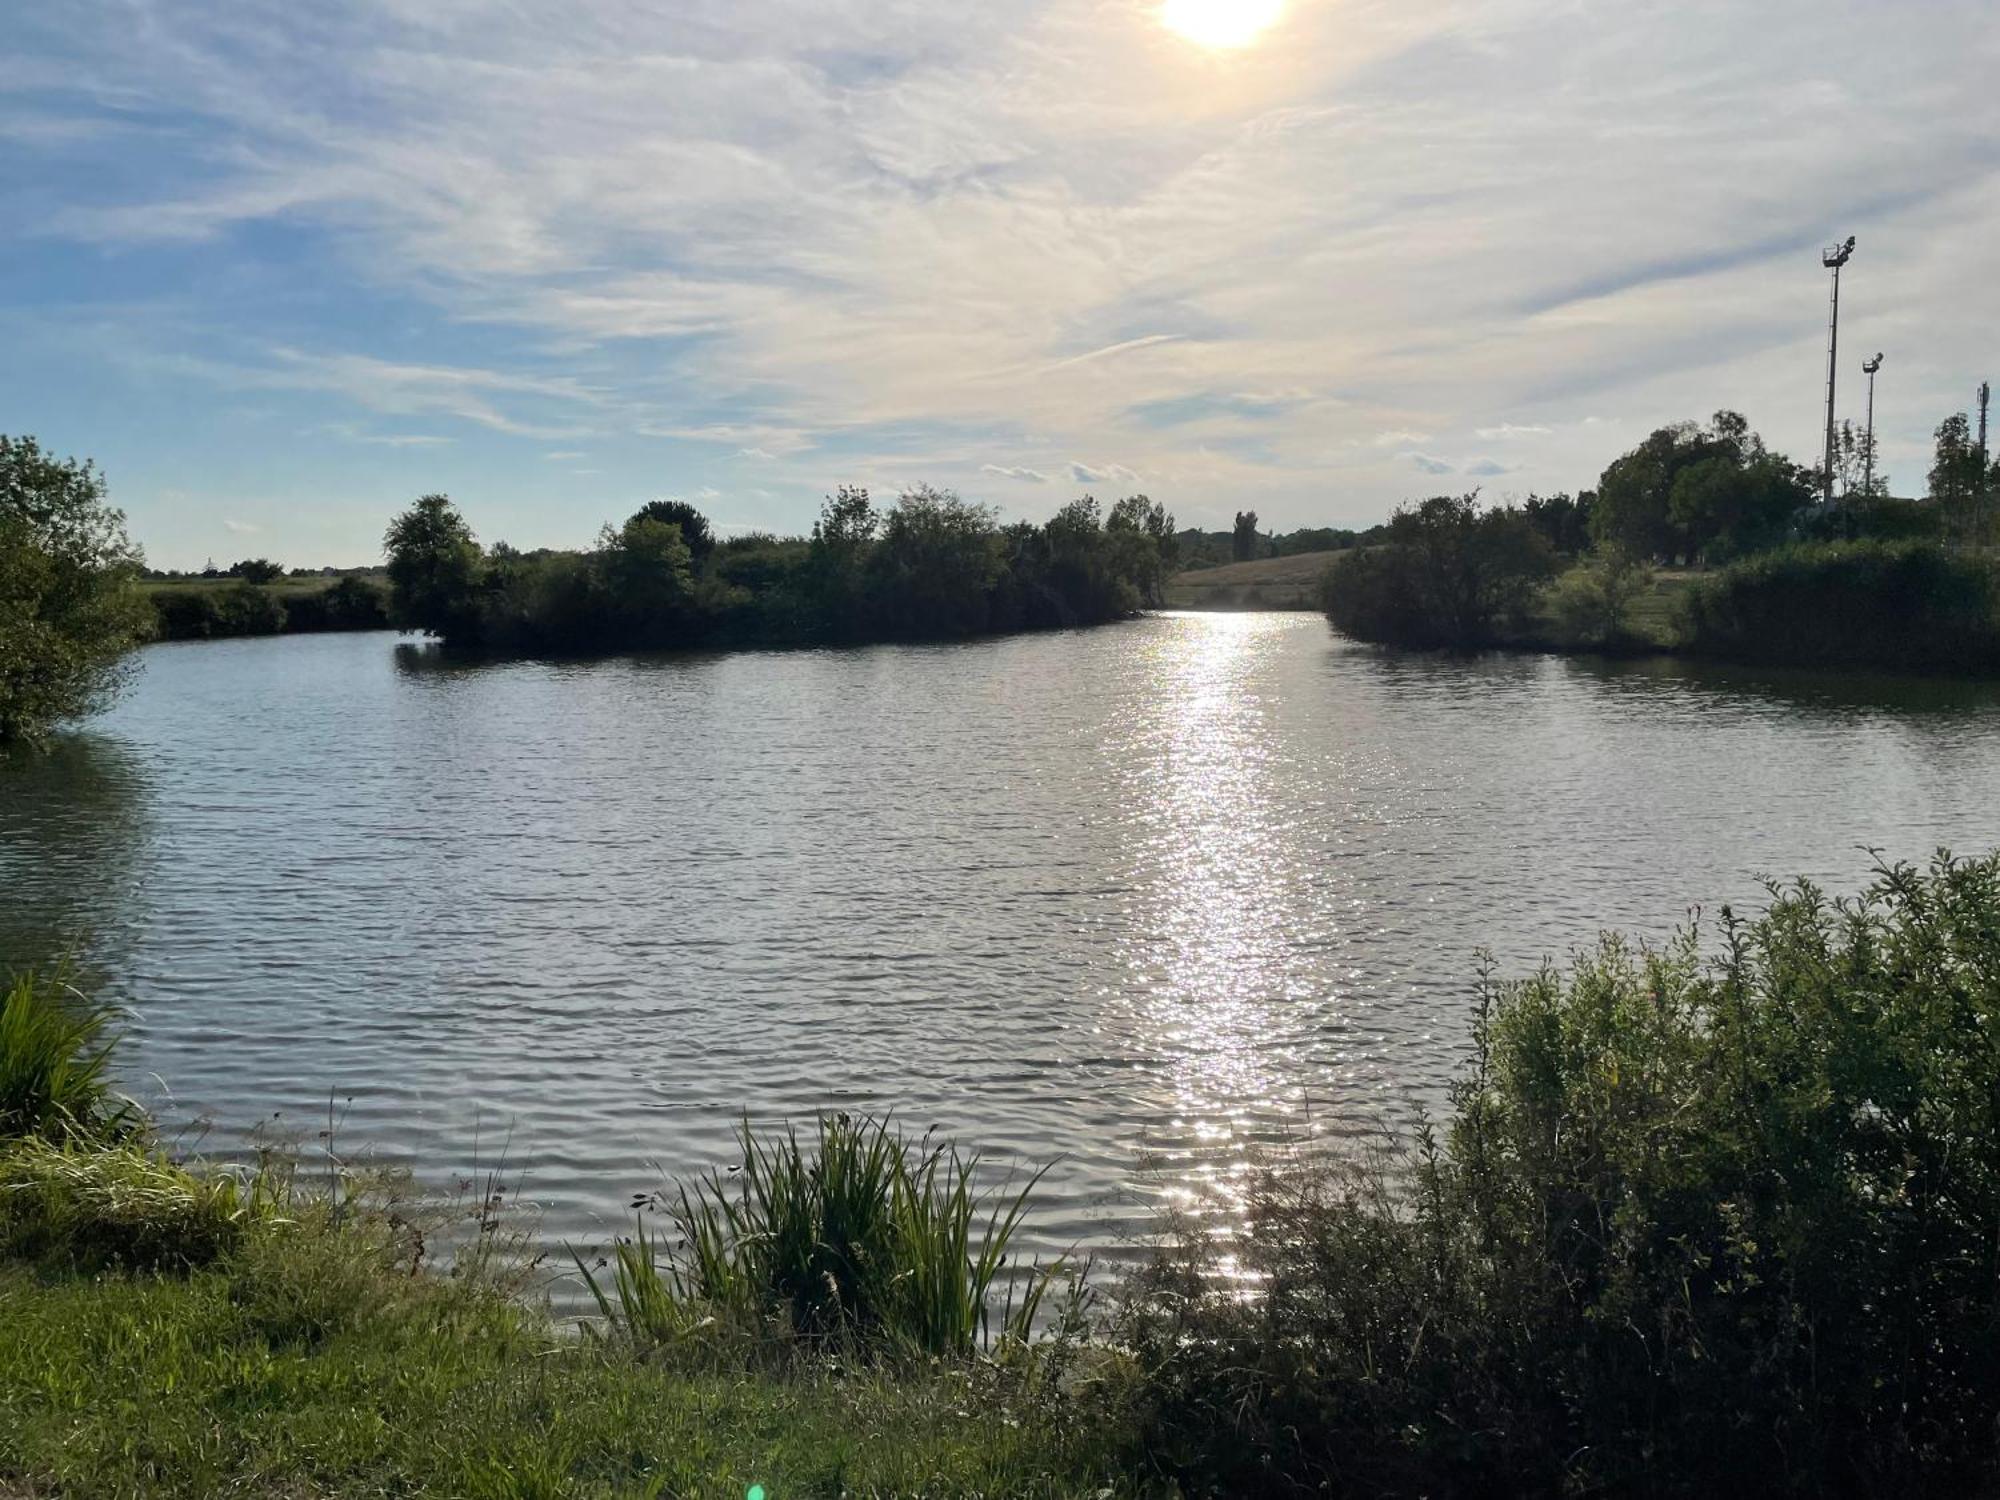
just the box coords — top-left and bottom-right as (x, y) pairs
(1821, 236), (1856, 506)
(1861, 353), (1883, 497)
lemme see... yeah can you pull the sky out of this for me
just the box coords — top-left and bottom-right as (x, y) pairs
(3, 0), (1997, 570)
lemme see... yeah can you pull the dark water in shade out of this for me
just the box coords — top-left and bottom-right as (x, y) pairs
(7, 613), (2000, 1268)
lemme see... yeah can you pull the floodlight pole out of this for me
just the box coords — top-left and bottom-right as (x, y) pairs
(1820, 236), (1856, 506)
(1860, 354), (1883, 498)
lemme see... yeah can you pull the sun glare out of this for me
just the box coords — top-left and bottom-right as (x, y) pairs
(1160, 0), (1284, 49)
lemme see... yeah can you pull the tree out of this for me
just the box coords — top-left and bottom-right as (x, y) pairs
(1108, 493), (1180, 604)
(865, 485), (1002, 637)
(1593, 412), (1805, 564)
(384, 494), (484, 639)
(1834, 421), (1888, 499)
(228, 558), (284, 584)
(1930, 413), (1989, 544)
(0, 435), (152, 745)
(1232, 510), (1260, 563)
(1322, 494), (1555, 648)
(599, 514), (696, 645)
(1520, 493), (1595, 556)
(629, 500), (715, 564)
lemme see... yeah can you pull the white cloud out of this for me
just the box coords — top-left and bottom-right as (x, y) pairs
(221, 518), (261, 535)
(1462, 458), (1513, 477)
(1069, 460), (1142, 486)
(12, 0), (2000, 531)
(980, 463), (1050, 483)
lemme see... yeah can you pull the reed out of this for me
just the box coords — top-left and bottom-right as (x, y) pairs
(576, 1113), (1060, 1357)
(0, 968), (130, 1142)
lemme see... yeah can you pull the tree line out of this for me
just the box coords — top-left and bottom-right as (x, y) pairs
(1322, 402), (2000, 669)
(385, 486), (1180, 652)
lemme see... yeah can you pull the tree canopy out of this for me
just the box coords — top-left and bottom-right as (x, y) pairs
(0, 435), (152, 746)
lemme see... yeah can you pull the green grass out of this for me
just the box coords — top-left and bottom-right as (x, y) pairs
(137, 572), (390, 600)
(0, 1258), (1126, 1499)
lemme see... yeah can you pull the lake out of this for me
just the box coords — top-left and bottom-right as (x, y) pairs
(7, 613), (2000, 1266)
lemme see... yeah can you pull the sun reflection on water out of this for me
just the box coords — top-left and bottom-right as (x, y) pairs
(1111, 614), (1335, 1259)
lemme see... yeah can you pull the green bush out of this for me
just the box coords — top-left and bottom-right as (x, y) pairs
(0, 970), (129, 1142)
(1124, 854), (2000, 1497)
(577, 1114), (1059, 1358)
(1678, 539), (2000, 670)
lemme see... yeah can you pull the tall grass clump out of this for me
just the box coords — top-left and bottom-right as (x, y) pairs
(1125, 853), (2000, 1498)
(1677, 539), (2000, 671)
(578, 1113), (1059, 1357)
(0, 969), (130, 1141)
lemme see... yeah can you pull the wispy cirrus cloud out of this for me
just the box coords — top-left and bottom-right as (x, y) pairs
(5, 0), (1998, 564)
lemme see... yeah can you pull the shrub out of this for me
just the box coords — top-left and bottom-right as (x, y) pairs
(1678, 539), (2000, 670)
(577, 1114), (1058, 1358)
(0, 970), (129, 1142)
(1544, 547), (1649, 647)
(1124, 853), (2000, 1497)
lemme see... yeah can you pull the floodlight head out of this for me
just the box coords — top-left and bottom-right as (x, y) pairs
(1863, 353), (1883, 375)
(1822, 236), (1856, 268)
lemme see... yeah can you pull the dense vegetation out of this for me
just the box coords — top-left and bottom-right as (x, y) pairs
(0, 435), (151, 746)
(385, 487), (1179, 653)
(1320, 405), (2000, 670)
(149, 574), (390, 640)
(1678, 539), (2000, 671)
(1126, 853), (2000, 1497)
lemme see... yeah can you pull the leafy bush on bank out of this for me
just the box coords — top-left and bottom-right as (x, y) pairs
(1678, 539), (2000, 671)
(1319, 494), (1554, 648)
(1125, 852), (2000, 1498)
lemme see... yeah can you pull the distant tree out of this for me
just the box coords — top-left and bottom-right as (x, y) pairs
(1108, 493), (1180, 603)
(866, 485), (1002, 637)
(1834, 421), (1888, 499)
(599, 514), (696, 644)
(383, 494), (484, 639)
(1520, 493), (1595, 556)
(1593, 412), (1806, 564)
(1322, 494), (1555, 648)
(227, 557), (284, 584)
(1547, 546), (1648, 647)
(1930, 413), (1990, 543)
(1232, 510), (1260, 563)
(629, 500), (715, 564)
(0, 435), (152, 745)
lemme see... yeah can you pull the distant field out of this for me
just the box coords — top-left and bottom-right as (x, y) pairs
(139, 572), (390, 598)
(1162, 551), (1341, 611)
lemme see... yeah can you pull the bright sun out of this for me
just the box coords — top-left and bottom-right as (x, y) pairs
(1159, 0), (1284, 49)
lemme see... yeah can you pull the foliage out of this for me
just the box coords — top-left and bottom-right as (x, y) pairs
(1591, 412), (1810, 563)
(1677, 539), (2000, 671)
(227, 557), (284, 584)
(0, 970), (130, 1143)
(576, 1113), (1058, 1359)
(1321, 494), (1555, 648)
(283, 574), (390, 632)
(384, 493), (484, 638)
(1930, 412), (1997, 544)
(1544, 546), (1649, 647)
(1797, 492), (1942, 545)
(1125, 854), (2000, 1498)
(0, 434), (152, 746)
(1520, 490), (1595, 555)
(1231, 510), (1260, 563)
(379, 485), (1176, 653)
(628, 499), (716, 563)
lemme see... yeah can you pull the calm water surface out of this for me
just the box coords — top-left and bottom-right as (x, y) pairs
(7, 613), (2000, 1264)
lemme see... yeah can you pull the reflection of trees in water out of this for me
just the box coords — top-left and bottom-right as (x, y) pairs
(0, 735), (151, 986)
(1566, 654), (2000, 723)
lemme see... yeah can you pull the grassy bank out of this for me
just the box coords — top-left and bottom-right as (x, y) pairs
(142, 573), (393, 641)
